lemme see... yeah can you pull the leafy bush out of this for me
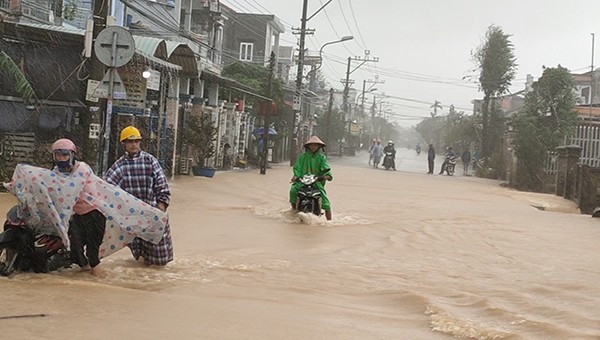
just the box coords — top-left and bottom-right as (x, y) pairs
(182, 113), (216, 167)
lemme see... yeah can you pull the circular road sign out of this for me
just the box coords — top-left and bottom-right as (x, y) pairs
(94, 26), (135, 68)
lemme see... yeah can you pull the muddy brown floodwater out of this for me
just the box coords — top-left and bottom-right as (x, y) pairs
(0, 159), (598, 339)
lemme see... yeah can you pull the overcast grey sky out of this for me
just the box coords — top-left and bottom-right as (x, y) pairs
(221, 0), (600, 127)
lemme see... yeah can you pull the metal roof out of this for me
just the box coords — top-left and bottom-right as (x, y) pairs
(135, 51), (182, 74)
(15, 21), (85, 36)
(165, 40), (198, 76)
(14, 23), (196, 76)
(133, 35), (168, 59)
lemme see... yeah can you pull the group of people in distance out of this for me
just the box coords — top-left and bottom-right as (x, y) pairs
(427, 144), (480, 176)
(367, 139), (397, 170)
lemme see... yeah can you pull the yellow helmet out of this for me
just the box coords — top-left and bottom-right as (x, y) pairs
(120, 126), (142, 142)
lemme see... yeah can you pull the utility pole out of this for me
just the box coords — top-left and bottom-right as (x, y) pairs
(291, 0), (331, 166)
(588, 33), (595, 157)
(290, 0), (309, 166)
(85, 0), (109, 172)
(260, 52), (276, 175)
(371, 96), (377, 119)
(325, 88), (334, 148)
(371, 96), (378, 137)
(341, 51), (379, 156)
(361, 78), (384, 117)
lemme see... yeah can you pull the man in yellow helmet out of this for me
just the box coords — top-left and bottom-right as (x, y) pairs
(104, 126), (173, 266)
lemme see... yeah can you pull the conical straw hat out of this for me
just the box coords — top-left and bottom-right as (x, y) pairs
(304, 135), (326, 147)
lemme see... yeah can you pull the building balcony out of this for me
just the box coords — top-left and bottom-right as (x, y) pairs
(204, 50), (222, 74)
(24, 2), (53, 22)
(202, 0), (220, 13)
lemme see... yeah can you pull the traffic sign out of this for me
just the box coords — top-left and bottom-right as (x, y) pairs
(92, 69), (127, 99)
(94, 26), (135, 67)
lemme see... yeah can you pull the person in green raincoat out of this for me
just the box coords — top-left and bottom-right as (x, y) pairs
(289, 136), (333, 220)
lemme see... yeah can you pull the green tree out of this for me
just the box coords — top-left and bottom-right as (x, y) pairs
(316, 107), (344, 147)
(374, 118), (400, 144)
(513, 65), (577, 191)
(472, 25), (517, 160)
(430, 100), (442, 117)
(222, 61), (283, 106)
(1, 20), (37, 104)
(0, 52), (37, 104)
(445, 105), (478, 149)
(416, 116), (446, 149)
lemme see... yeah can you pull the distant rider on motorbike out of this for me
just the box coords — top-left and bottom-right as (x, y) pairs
(439, 146), (457, 174)
(52, 139), (106, 276)
(289, 136), (333, 220)
(383, 141), (397, 170)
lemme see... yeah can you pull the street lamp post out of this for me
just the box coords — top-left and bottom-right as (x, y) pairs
(303, 36), (353, 152)
(291, 0), (336, 166)
(308, 36), (353, 92)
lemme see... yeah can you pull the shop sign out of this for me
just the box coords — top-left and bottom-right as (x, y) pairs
(349, 121), (361, 136)
(146, 69), (161, 91)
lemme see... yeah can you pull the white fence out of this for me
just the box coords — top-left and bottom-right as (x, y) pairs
(544, 151), (558, 174)
(566, 125), (600, 168)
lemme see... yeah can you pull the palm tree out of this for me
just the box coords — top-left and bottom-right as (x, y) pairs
(0, 51), (37, 104)
(430, 100), (442, 117)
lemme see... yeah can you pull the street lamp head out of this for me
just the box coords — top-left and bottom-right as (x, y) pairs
(310, 35), (354, 80)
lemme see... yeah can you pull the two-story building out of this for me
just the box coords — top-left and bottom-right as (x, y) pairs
(220, 5), (284, 67)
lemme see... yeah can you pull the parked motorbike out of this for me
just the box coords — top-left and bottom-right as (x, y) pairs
(0, 207), (73, 277)
(383, 152), (395, 170)
(445, 156), (459, 176)
(294, 171), (328, 216)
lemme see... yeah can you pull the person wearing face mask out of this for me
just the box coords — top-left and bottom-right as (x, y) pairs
(104, 126), (173, 266)
(289, 136), (333, 220)
(52, 138), (106, 276)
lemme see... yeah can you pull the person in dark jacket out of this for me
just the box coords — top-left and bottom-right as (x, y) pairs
(439, 146), (457, 174)
(427, 144), (435, 174)
(382, 141), (397, 170)
(461, 149), (472, 176)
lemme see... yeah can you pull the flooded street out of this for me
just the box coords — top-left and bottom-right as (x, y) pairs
(1, 153), (599, 339)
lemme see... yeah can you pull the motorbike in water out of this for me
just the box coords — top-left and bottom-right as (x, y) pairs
(293, 171), (329, 217)
(0, 207), (73, 277)
(444, 156), (459, 176)
(382, 151), (395, 170)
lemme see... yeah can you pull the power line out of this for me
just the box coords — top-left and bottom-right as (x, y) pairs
(223, 7), (297, 45)
(318, 0), (358, 57)
(241, 0), (296, 29)
(347, 0), (368, 50)
(336, 0), (365, 51)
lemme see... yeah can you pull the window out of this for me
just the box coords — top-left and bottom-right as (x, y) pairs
(239, 42), (253, 61)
